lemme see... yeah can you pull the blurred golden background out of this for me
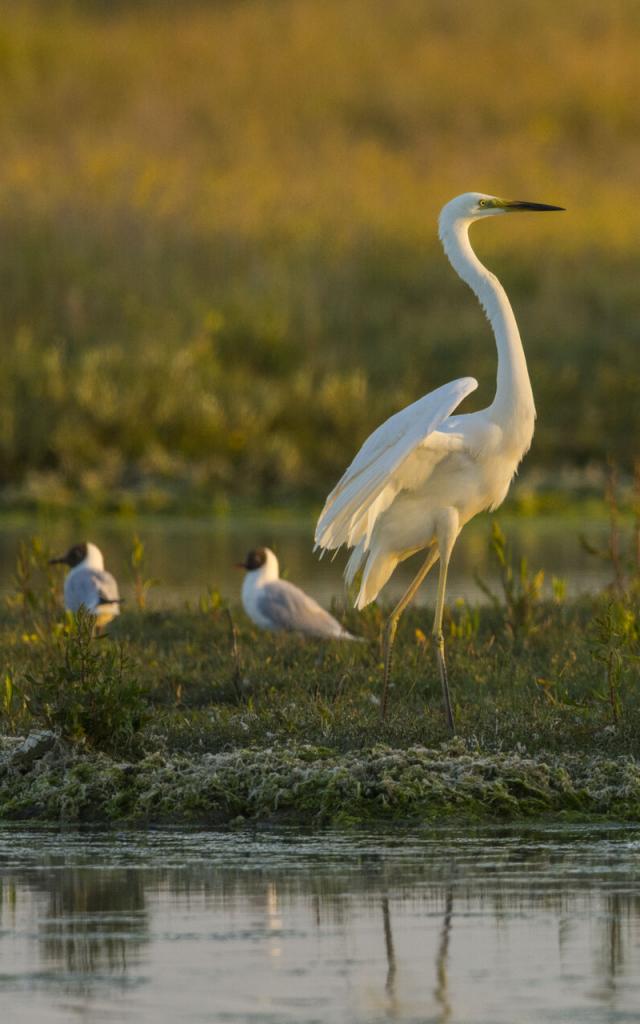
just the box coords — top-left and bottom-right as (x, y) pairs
(0, 0), (638, 511)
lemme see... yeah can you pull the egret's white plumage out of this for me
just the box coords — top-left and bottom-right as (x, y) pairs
(315, 192), (563, 729)
(50, 542), (121, 628)
(240, 547), (357, 640)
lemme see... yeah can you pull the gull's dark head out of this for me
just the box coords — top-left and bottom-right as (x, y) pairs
(238, 547), (269, 572)
(49, 542), (88, 569)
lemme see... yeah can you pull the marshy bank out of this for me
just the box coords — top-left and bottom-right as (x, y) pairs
(1, 524), (639, 825)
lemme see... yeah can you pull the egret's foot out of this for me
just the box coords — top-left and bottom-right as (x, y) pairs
(435, 631), (455, 736)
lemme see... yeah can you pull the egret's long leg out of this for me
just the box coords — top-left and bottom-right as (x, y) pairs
(381, 545), (438, 720)
(431, 510), (459, 735)
(432, 546), (458, 736)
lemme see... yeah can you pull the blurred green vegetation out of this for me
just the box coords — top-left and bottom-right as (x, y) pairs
(0, 0), (639, 510)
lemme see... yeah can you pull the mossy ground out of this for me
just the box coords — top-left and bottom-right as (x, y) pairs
(3, 740), (640, 827)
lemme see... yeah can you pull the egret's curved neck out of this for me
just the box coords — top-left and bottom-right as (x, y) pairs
(438, 215), (535, 435)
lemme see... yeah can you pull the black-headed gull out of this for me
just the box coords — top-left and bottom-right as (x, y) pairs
(239, 547), (358, 640)
(49, 542), (121, 628)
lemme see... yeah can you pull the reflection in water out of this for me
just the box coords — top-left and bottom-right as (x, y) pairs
(266, 881), (283, 961)
(602, 891), (630, 992)
(606, 893), (620, 986)
(0, 825), (640, 1023)
(434, 888), (453, 1023)
(39, 868), (147, 979)
(0, 863), (149, 997)
(381, 896), (397, 1014)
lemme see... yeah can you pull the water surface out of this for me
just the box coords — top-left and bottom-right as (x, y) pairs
(0, 514), (622, 610)
(1, 824), (639, 1023)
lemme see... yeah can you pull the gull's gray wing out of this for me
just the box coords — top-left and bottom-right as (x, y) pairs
(93, 569), (120, 606)
(65, 569), (120, 614)
(257, 580), (351, 639)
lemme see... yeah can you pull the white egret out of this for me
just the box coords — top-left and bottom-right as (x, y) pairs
(50, 541), (122, 629)
(315, 192), (563, 731)
(239, 547), (358, 640)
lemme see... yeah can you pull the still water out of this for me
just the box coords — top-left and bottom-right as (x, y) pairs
(0, 514), (624, 609)
(1, 824), (639, 1023)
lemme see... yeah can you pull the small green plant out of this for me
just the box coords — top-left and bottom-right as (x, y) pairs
(129, 534), (157, 611)
(551, 576), (567, 604)
(591, 601), (639, 724)
(581, 460), (640, 596)
(1, 670), (31, 733)
(198, 586), (225, 615)
(7, 537), (61, 635)
(224, 607), (245, 703)
(27, 609), (147, 754)
(633, 459), (640, 580)
(448, 598), (480, 641)
(475, 522), (547, 641)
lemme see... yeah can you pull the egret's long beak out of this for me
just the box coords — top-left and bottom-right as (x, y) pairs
(235, 561), (248, 570)
(503, 200), (565, 212)
(48, 555), (66, 565)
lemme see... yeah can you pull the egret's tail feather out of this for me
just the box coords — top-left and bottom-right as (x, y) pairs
(355, 553), (396, 610)
(315, 481), (397, 555)
(345, 540), (366, 587)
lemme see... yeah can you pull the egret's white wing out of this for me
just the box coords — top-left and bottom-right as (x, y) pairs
(65, 569), (120, 614)
(257, 581), (350, 639)
(315, 376), (478, 552)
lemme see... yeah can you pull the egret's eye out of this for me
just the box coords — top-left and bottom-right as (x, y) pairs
(478, 199), (487, 208)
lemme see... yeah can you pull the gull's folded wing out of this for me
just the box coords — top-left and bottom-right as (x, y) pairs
(65, 569), (120, 613)
(257, 581), (346, 638)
